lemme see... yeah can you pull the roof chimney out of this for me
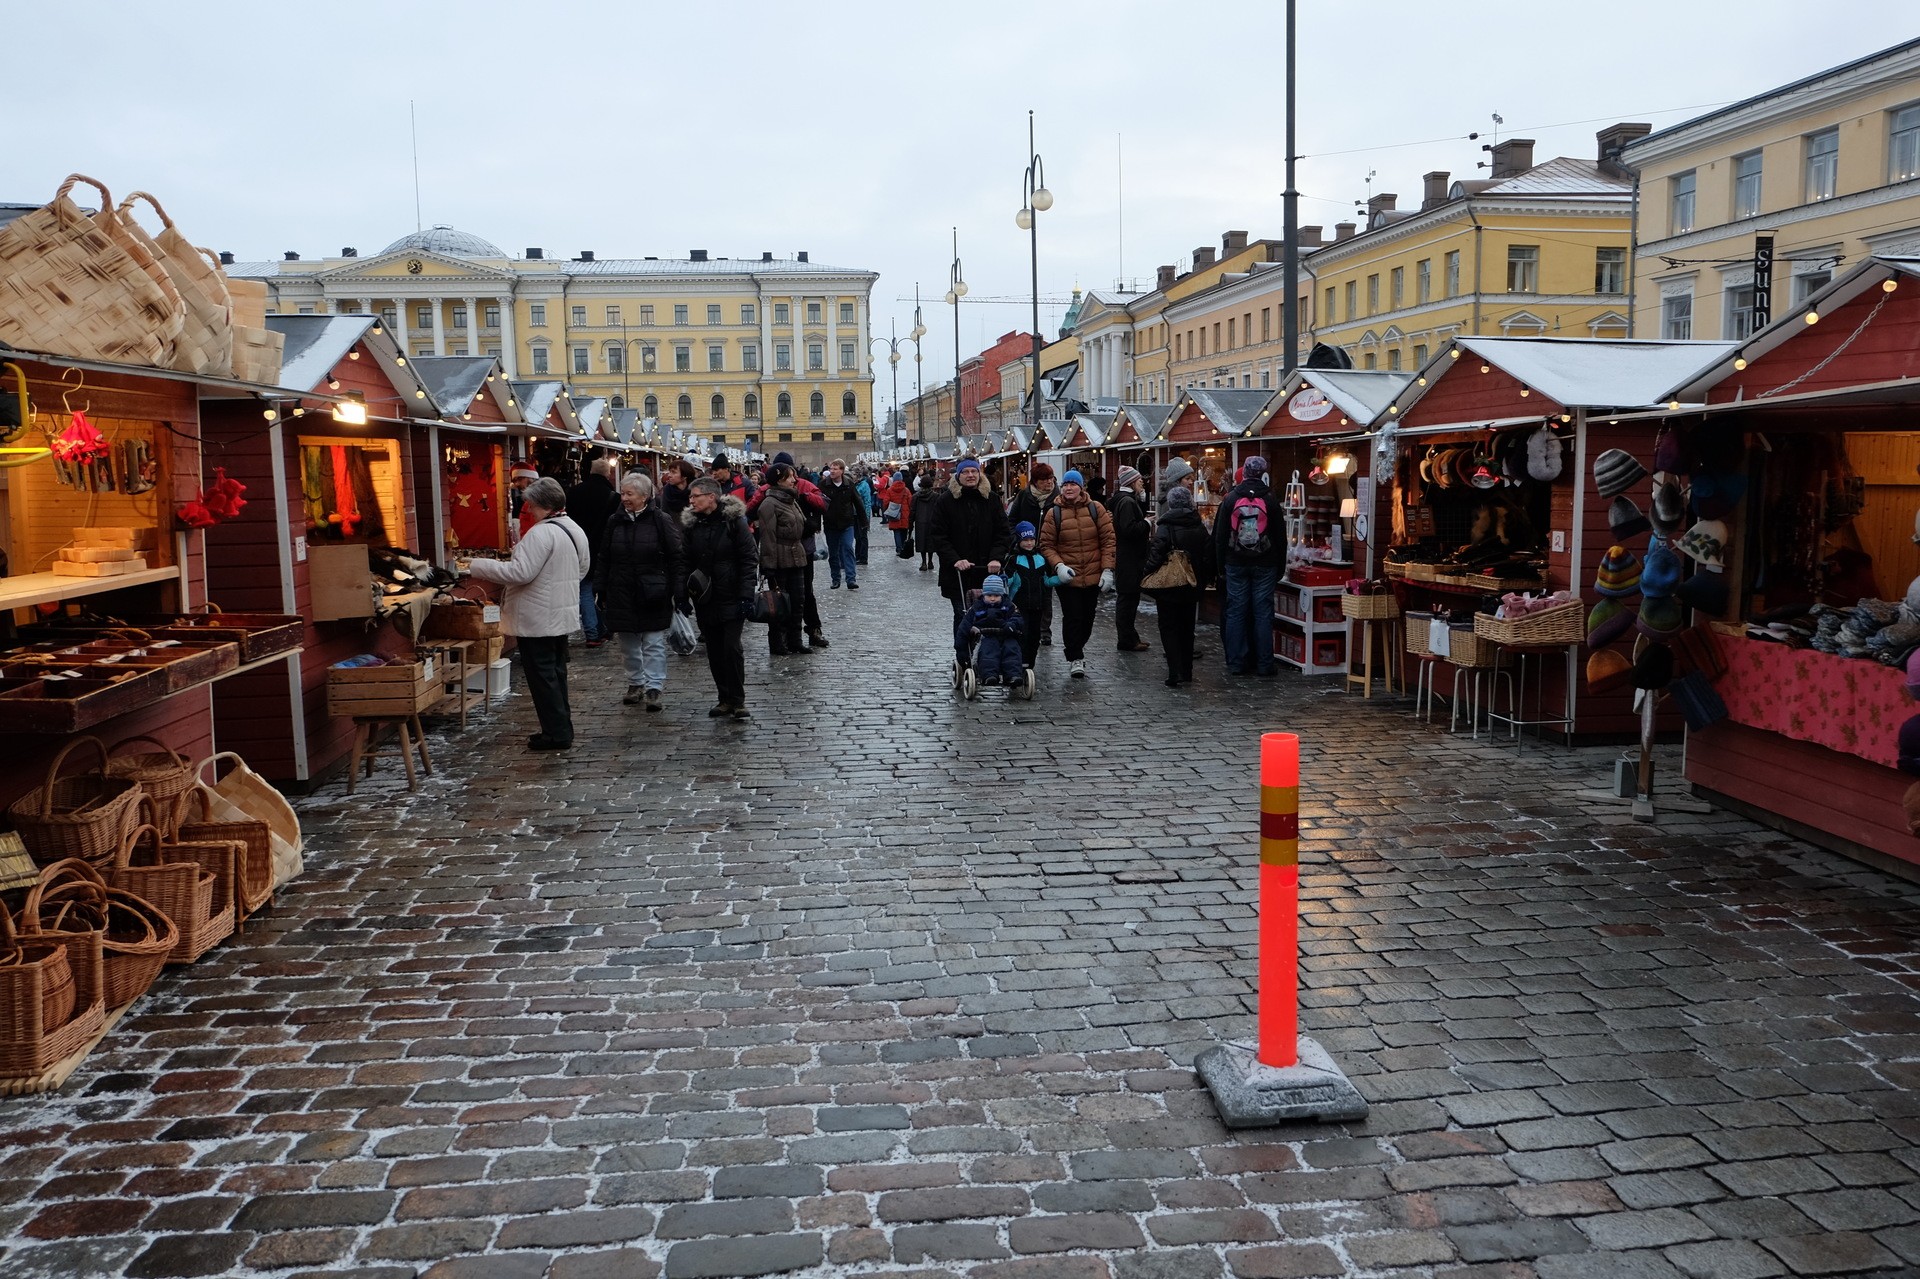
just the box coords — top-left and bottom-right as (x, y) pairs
(283, 250), (300, 261)
(1366, 193), (1398, 224)
(577, 250), (595, 262)
(342, 247), (357, 258)
(526, 247), (544, 260)
(1221, 229), (1249, 255)
(797, 251), (809, 263)
(218, 251), (234, 265)
(1192, 245), (1217, 270)
(690, 249), (708, 262)
(1156, 264), (1177, 290)
(1490, 138), (1535, 179)
(1334, 221), (1356, 242)
(762, 251), (773, 262)
(1422, 171), (1451, 210)
(1597, 122), (1653, 176)
(1297, 225), (1323, 249)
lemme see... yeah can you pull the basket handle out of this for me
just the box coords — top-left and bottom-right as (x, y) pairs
(118, 190), (177, 233)
(108, 734), (188, 772)
(117, 821), (164, 871)
(179, 784), (216, 824)
(36, 735), (111, 819)
(22, 857), (107, 930)
(194, 749), (248, 788)
(53, 173), (112, 231)
(196, 246), (224, 275)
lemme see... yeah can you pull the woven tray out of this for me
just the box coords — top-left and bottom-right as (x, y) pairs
(1405, 563), (1438, 582)
(1341, 593), (1401, 621)
(1474, 600), (1583, 646)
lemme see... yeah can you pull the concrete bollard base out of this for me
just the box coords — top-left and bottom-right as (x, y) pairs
(1195, 1036), (1368, 1128)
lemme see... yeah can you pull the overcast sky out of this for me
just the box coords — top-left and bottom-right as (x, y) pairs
(9, 1), (1913, 412)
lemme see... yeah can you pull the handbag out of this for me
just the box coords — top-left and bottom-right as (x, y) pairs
(1141, 549), (1197, 592)
(749, 580), (789, 625)
(883, 501), (903, 522)
(668, 610), (698, 656)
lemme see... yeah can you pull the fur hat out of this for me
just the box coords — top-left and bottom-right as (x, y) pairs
(1526, 426), (1563, 482)
(1641, 539), (1682, 598)
(1594, 546), (1642, 597)
(1594, 449), (1648, 498)
(1653, 425), (1684, 476)
(1632, 641), (1675, 690)
(1118, 465), (1142, 490)
(1677, 519), (1727, 570)
(981, 575), (1007, 596)
(1637, 594), (1685, 638)
(1608, 497), (1650, 540)
(1015, 521), (1037, 540)
(1587, 649), (1632, 694)
(1163, 458), (1194, 486)
(1676, 568), (1729, 617)
(1651, 473), (1687, 538)
(1062, 469), (1084, 487)
(1588, 598), (1636, 648)
(1029, 461), (1055, 483)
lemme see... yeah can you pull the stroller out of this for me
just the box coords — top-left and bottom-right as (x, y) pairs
(951, 586), (1036, 701)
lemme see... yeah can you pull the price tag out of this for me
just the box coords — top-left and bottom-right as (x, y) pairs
(482, 604), (501, 624)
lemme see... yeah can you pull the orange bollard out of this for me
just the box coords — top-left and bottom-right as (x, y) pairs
(1258, 733), (1300, 1068)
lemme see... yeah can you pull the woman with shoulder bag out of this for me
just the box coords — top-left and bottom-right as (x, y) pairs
(755, 463), (811, 657)
(1140, 484), (1216, 688)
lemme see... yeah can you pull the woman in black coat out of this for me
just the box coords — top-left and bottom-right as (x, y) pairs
(911, 469), (942, 570)
(679, 478), (758, 719)
(1140, 484), (1217, 688)
(598, 473), (687, 710)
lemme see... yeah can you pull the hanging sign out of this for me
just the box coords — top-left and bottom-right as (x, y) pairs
(1287, 388), (1334, 422)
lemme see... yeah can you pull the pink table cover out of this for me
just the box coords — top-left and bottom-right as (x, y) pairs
(1716, 633), (1909, 768)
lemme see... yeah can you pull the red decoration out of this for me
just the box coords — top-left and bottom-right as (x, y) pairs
(204, 467), (248, 519)
(175, 497), (217, 528)
(51, 409), (110, 464)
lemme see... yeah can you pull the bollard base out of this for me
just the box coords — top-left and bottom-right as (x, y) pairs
(1195, 1037), (1369, 1128)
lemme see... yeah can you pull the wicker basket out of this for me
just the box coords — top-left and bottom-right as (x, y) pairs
(151, 824), (237, 965)
(1405, 563), (1438, 582)
(0, 915), (103, 1081)
(174, 785), (272, 922)
(105, 735), (195, 821)
(1444, 627), (1503, 668)
(1406, 616), (1434, 657)
(1341, 593), (1402, 621)
(27, 860), (174, 1009)
(7, 737), (144, 869)
(117, 192), (233, 378)
(1383, 561), (1409, 580)
(1473, 600), (1584, 647)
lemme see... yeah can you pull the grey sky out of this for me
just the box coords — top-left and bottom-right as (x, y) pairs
(8, 1), (1912, 412)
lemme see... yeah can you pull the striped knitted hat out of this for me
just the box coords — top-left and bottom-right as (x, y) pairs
(1593, 546), (1642, 598)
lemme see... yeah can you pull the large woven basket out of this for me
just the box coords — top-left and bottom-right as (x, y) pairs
(151, 822), (236, 965)
(1341, 593), (1401, 621)
(175, 785), (272, 922)
(0, 905), (77, 1039)
(0, 174), (183, 365)
(105, 735), (195, 821)
(1406, 616), (1434, 657)
(26, 859), (174, 1009)
(0, 920), (103, 1081)
(1474, 600), (1584, 647)
(7, 736), (144, 868)
(118, 192), (231, 377)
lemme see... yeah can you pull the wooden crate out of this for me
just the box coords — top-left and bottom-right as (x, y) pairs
(326, 658), (441, 718)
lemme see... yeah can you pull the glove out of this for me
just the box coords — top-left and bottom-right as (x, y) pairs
(1055, 564), (1077, 583)
(1099, 570), (1115, 591)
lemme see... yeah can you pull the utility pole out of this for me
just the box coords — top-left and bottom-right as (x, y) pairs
(1282, 0), (1300, 376)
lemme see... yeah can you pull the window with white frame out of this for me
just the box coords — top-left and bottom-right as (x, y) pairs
(417, 305), (433, 328)
(744, 393), (759, 419)
(572, 346), (590, 374)
(642, 344), (657, 371)
(742, 343), (759, 371)
(1726, 283), (1759, 339)
(1794, 267), (1833, 303)
(1733, 151), (1763, 219)
(1366, 274), (1380, 313)
(484, 345), (499, 358)
(808, 343), (824, 371)
(839, 302), (854, 325)
(571, 305), (587, 326)
(1507, 245), (1539, 293)
(1444, 251), (1461, 297)
(528, 303), (546, 327)
(677, 395), (692, 420)
(531, 346), (549, 374)
(674, 304), (689, 325)
(639, 305), (654, 325)
(711, 394), (726, 419)
(1344, 280), (1357, 319)
(483, 304), (499, 328)
(1390, 267), (1405, 310)
(1662, 292), (1693, 340)
(807, 301), (822, 324)
(643, 394), (658, 417)
(452, 306), (468, 329)
(1671, 171), (1697, 233)
(775, 342), (791, 371)
(1595, 247), (1626, 295)
(606, 306), (621, 326)
(1805, 128), (1839, 202)
(777, 392), (792, 417)
(839, 342), (855, 369)
(1416, 259), (1431, 304)
(1413, 343), (1428, 366)
(1387, 349), (1402, 371)
(674, 345), (691, 372)
(741, 304), (756, 324)
(708, 345), (724, 372)
(774, 302), (789, 324)
(707, 304), (722, 325)
(296, 305), (313, 314)
(607, 345), (624, 373)
(810, 392), (825, 417)
(381, 306), (397, 326)
(1893, 104), (1920, 182)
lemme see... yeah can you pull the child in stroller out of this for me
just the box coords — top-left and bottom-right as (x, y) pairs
(953, 574), (1034, 700)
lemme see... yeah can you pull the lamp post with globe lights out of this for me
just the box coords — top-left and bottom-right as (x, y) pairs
(943, 229), (968, 441)
(870, 318), (920, 449)
(1016, 110), (1053, 427)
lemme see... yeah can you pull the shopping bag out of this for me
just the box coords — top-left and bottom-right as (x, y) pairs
(668, 610), (698, 656)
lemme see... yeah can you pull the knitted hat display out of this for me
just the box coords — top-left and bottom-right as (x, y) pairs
(1587, 649), (1632, 694)
(1653, 425), (1684, 475)
(1675, 568), (1730, 617)
(1632, 641), (1675, 690)
(1677, 519), (1728, 569)
(981, 575), (1008, 596)
(1587, 598), (1635, 648)
(1608, 497), (1650, 540)
(1637, 594), (1685, 638)
(1594, 546), (1642, 597)
(1901, 714), (1920, 777)
(1651, 472), (1687, 538)
(1029, 461), (1055, 483)
(1593, 448), (1648, 498)
(1526, 425), (1563, 482)
(1640, 539), (1682, 598)
(1690, 471), (1746, 520)
(1015, 521), (1037, 540)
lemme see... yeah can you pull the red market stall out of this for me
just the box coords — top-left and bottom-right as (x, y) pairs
(1159, 389), (1271, 527)
(412, 355), (517, 558)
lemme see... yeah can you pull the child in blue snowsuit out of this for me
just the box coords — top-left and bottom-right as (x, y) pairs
(1004, 522), (1055, 670)
(957, 574), (1026, 684)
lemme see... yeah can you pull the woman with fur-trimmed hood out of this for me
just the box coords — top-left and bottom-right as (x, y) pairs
(927, 457), (1013, 622)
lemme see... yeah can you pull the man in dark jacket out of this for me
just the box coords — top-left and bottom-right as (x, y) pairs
(819, 458), (869, 590)
(657, 459), (696, 518)
(1006, 462), (1058, 645)
(710, 452), (755, 506)
(1108, 465), (1152, 652)
(930, 457), (1013, 623)
(566, 458), (620, 647)
(1212, 454), (1282, 676)
(679, 478), (758, 720)
(597, 472), (686, 710)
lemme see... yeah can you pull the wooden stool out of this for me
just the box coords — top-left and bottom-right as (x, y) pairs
(347, 716), (433, 793)
(1344, 615), (1404, 699)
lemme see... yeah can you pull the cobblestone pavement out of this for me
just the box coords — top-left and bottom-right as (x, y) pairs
(5, 552), (1920, 1279)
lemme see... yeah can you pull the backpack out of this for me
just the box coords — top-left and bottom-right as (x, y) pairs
(1231, 494), (1271, 555)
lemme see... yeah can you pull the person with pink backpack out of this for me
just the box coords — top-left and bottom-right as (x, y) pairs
(1212, 455), (1282, 677)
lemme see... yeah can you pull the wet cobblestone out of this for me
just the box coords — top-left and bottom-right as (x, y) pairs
(3, 552), (1919, 1276)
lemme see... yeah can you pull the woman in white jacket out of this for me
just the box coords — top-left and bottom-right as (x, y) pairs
(464, 477), (591, 751)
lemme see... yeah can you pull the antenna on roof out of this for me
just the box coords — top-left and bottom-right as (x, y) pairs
(410, 101), (423, 233)
(1115, 132), (1125, 295)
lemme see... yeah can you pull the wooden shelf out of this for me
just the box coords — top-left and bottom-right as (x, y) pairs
(0, 646), (294, 736)
(0, 566), (181, 615)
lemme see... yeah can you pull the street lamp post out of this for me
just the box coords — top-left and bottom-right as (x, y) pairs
(943, 228), (968, 442)
(912, 287), (927, 444)
(1016, 110), (1053, 428)
(870, 318), (920, 450)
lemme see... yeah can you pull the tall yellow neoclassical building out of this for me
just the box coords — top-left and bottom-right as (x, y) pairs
(227, 227), (879, 453)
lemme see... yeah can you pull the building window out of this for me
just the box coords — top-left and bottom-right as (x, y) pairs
(531, 346), (550, 374)
(1227, 318), (1236, 348)
(808, 343), (824, 371)
(451, 345), (467, 357)
(706, 304), (722, 325)
(1414, 259), (1431, 305)
(1671, 171), (1697, 233)
(809, 391), (825, 418)
(778, 432), (792, 442)
(643, 394), (658, 417)
(1323, 287), (1336, 321)
(777, 392), (792, 417)
(1794, 268), (1833, 303)
(1727, 283), (1758, 339)
(807, 302), (822, 324)
(572, 347), (589, 374)
(842, 391), (857, 416)
(775, 343), (791, 371)
(711, 434), (726, 446)
(1366, 274), (1379, 314)
(708, 345), (724, 372)
(527, 303), (545, 328)
(1893, 104), (1920, 182)
(839, 341), (855, 369)
(1387, 349), (1402, 371)
(674, 304), (689, 325)
(607, 345), (624, 373)
(741, 304), (756, 325)
(744, 392), (759, 419)
(811, 432), (826, 442)
(676, 394), (693, 420)
(1413, 343), (1428, 366)
(1732, 151), (1763, 220)
(774, 302), (790, 324)
(839, 302), (854, 324)
(610, 394), (625, 409)
(639, 305), (654, 325)
(642, 344), (657, 371)
(415, 346), (432, 358)
(1390, 267), (1405, 310)
(295, 304), (313, 314)
(1260, 368), (1270, 388)
(742, 344), (759, 371)
(1362, 353), (1376, 370)
(452, 306), (468, 329)
(1260, 308), (1271, 341)
(1506, 245), (1539, 293)
(711, 394), (726, 419)
(1444, 250), (1461, 297)
(417, 305), (433, 328)
(571, 305), (587, 327)
(1806, 128), (1839, 202)
(605, 306), (621, 327)
(1662, 292), (1693, 340)
(675, 345), (691, 372)
(1344, 280), (1357, 319)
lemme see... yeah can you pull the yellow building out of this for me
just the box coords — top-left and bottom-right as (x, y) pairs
(1306, 133), (1639, 371)
(1624, 38), (1920, 341)
(226, 228), (879, 453)
(1164, 231), (1315, 394)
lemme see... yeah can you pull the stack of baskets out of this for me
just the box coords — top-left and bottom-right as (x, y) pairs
(5, 737), (145, 872)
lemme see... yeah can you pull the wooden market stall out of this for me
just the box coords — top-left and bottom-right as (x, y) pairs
(411, 355), (518, 559)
